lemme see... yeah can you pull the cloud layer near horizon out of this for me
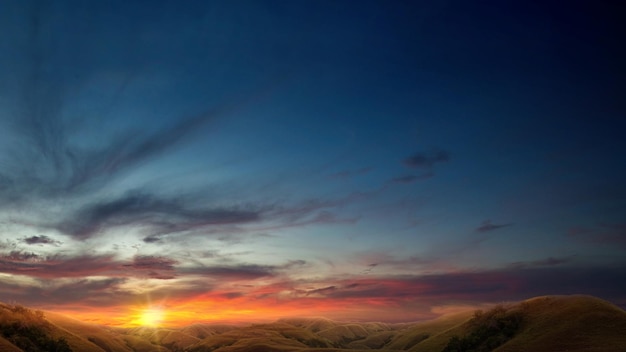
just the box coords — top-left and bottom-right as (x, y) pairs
(2, 249), (625, 324)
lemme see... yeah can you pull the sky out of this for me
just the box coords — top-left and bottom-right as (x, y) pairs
(0, 0), (625, 327)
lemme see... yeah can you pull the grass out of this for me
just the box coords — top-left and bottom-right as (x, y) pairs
(383, 311), (474, 351)
(495, 295), (626, 352)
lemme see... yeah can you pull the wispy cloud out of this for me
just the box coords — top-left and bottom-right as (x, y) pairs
(329, 167), (372, 179)
(3, 250), (41, 261)
(48, 191), (263, 240)
(353, 251), (443, 273)
(124, 255), (179, 280)
(394, 149), (450, 183)
(1, 107), (223, 202)
(475, 220), (513, 233)
(508, 256), (575, 269)
(302, 285), (337, 296)
(389, 173), (433, 184)
(403, 149), (450, 169)
(361, 263), (378, 274)
(180, 264), (276, 281)
(0, 249), (297, 283)
(0, 10), (231, 204)
(568, 223), (626, 248)
(0, 5), (263, 247)
(0, 253), (119, 279)
(280, 259), (307, 269)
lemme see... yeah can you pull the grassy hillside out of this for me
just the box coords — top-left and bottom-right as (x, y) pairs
(0, 303), (103, 352)
(45, 311), (134, 352)
(179, 323), (237, 339)
(1, 295), (625, 351)
(407, 295), (626, 352)
(121, 326), (200, 351)
(384, 311), (474, 351)
(496, 295), (626, 352)
(186, 322), (334, 352)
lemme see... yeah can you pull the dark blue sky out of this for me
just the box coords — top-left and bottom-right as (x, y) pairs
(0, 0), (625, 324)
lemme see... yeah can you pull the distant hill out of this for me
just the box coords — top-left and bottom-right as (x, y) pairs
(1, 295), (625, 351)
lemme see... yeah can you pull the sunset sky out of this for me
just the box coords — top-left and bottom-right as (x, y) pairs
(0, 0), (625, 327)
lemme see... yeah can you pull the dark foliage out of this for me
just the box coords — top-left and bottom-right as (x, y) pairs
(442, 305), (523, 352)
(1, 323), (72, 352)
(0, 305), (72, 352)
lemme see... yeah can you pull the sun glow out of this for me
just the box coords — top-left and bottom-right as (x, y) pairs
(136, 307), (165, 327)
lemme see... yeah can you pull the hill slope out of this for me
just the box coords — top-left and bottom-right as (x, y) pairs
(497, 295), (626, 352)
(405, 295), (626, 352)
(0, 303), (105, 352)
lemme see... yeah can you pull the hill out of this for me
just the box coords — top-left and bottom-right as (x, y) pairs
(0, 302), (102, 352)
(399, 295), (626, 352)
(496, 295), (626, 352)
(0, 295), (625, 351)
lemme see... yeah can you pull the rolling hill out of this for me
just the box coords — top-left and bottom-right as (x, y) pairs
(1, 295), (625, 351)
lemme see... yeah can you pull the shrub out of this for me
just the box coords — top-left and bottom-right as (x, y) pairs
(443, 305), (523, 352)
(1, 322), (72, 351)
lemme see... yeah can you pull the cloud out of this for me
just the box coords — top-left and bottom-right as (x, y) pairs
(353, 251), (438, 273)
(123, 255), (179, 280)
(49, 191), (263, 240)
(181, 264), (276, 280)
(0, 277), (131, 307)
(362, 263), (378, 274)
(508, 256), (574, 269)
(0, 253), (120, 279)
(221, 292), (245, 299)
(389, 173), (433, 184)
(3, 250), (42, 262)
(129, 255), (178, 270)
(22, 235), (61, 246)
(142, 234), (163, 243)
(304, 285), (337, 296)
(0, 252), (174, 280)
(0, 248), (292, 282)
(0, 8), (256, 239)
(0, 240), (16, 250)
(2, 258), (626, 319)
(568, 223), (626, 248)
(1, 53), (225, 204)
(277, 264), (626, 308)
(65, 109), (224, 192)
(41, 278), (130, 306)
(280, 260), (307, 269)
(329, 167), (372, 179)
(475, 220), (513, 233)
(268, 194), (366, 223)
(403, 149), (450, 169)
(179, 259), (307, 281)
(21, 190), (363, 242)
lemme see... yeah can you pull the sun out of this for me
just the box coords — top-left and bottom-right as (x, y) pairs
(137, 307), (165, 327)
